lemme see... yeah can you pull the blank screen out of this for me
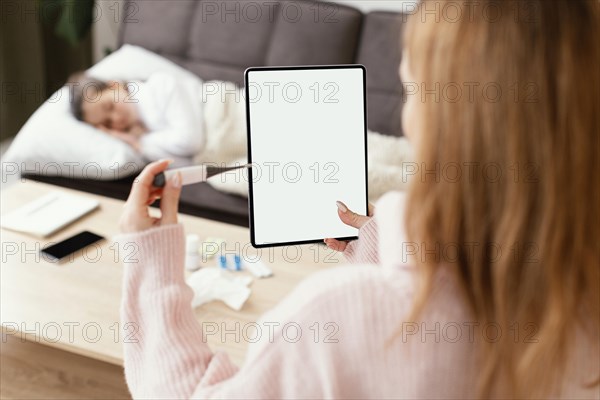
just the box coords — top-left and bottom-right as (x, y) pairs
(245, 66), (368, 247)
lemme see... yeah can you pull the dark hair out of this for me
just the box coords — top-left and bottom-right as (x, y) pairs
(67, 72), (110, 121)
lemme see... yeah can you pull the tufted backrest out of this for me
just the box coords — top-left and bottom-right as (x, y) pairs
(118, 0), (404, 136)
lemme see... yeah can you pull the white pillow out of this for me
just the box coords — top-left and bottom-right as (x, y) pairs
(87, 44), (200, 83)
(4, 45), (201, 180)
(3, 85), (144, 180)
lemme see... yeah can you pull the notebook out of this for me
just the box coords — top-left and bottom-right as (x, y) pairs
(1, 191), (100, 237)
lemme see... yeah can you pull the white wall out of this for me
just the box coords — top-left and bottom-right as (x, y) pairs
(92, 0), (124, 63)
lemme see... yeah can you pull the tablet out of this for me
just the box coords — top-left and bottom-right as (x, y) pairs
(245, 65), (368, 248)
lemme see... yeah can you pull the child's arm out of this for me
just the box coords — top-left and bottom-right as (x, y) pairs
(99, 126), (142, 151)
(126, 122), (147, 138)
(98, 122), (146, 151)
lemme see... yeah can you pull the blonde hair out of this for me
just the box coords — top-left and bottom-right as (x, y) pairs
(402, 0), (599, 397)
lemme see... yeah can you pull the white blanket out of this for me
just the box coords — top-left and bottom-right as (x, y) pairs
(197, 81), (413, 202)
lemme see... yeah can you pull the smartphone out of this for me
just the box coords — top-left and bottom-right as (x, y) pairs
(41, 231), (105, 262)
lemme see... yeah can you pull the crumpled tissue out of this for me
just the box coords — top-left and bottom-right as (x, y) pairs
(186, 268), (252, 311)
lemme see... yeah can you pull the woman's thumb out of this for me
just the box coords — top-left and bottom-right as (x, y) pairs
(160, 171), (182, 225)
(336, 200), (371, 228)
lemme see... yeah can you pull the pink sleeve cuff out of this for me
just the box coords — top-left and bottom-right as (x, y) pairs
(114, 223), (186, 290)
(343, 217), (379, 264)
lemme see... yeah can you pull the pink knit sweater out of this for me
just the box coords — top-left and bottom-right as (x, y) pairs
(117, 191), (598, 399)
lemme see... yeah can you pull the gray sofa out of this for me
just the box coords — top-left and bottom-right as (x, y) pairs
(26, 0), (405, 226)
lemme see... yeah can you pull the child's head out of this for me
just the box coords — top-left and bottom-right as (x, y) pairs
(68, 72), (139, 132)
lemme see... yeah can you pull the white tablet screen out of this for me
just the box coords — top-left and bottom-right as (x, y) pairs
(245, 66), (368, 248)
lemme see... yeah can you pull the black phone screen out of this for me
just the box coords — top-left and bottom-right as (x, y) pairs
(41, 231), (105, 261)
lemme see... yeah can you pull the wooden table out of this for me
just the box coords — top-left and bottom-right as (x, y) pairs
(1, 180), (342, 366)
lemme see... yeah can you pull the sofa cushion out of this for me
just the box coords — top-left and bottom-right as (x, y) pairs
(182, 59), (247, 87)
(367, 91), (404, 139)
(187, 1), (279, 68)
(118, 0), (198, 57)
(356, 11), (405, 136)
(265, 0), (362, 65)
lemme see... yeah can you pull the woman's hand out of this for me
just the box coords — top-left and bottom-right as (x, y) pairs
(119, 159), (182, 233)
(323, 201), (375, 251)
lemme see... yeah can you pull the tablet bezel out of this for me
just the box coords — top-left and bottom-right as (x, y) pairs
(244, 64), (369, 249)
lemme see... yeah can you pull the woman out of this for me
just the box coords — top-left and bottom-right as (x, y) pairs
(116, 0), (599, 398)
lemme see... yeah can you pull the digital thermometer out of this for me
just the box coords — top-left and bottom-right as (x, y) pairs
(152, 164), (252, 187)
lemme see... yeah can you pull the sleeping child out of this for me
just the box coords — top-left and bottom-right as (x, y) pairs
(68, 72), (205, 163)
